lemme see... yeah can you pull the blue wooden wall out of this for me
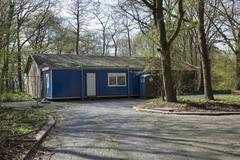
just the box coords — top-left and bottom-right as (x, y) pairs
(52, 69), (82, 99)
(46, 68), (142, 99)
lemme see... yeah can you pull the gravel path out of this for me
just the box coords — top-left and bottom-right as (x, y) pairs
(36, 99), (240, 160)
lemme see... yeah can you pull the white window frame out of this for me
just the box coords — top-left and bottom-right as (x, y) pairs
(108, 73), (127, 87)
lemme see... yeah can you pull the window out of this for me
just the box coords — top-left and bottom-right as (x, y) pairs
(108, 73), (126, 87)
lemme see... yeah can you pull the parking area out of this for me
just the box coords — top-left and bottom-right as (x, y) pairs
(34, 99), (240, 160)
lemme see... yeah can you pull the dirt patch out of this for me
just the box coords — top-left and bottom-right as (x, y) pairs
(0, 108), (50, 160)
(0, 131), (36, 160)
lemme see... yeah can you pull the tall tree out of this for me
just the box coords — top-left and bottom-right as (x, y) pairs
(15, 0), (53, 91)
(209, 0), (240, 90)
(93, 2), (110, 56)
(110, 15), (122, 56)
(198, 0), (214, 100)
(139, 0), (184, 102)
(113, 5), (136, 57)
(69, 0), (91, 55)
(123, 16), (133, 56)
(1, 0), (14, 92)
(27, 10), (60, 54)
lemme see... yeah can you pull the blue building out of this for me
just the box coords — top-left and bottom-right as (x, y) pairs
(25, 54), (148, 100)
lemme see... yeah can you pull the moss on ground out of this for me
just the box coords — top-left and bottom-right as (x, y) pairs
(0, 108), (51, 134)
(0, 107), (53, 159)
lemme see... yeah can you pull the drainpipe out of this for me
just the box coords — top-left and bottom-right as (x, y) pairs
(81, 65), (84, 101)
(35, 74), (39, 106)
(0, 82), (2, 107)
(128, 67), (130, 98)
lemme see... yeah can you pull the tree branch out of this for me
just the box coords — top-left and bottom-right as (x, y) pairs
(168, 0), (184, 46)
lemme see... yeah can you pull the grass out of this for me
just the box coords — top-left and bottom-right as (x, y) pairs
(1, 92), (34, 102)
(138, 95), (240, 109)
(178, 95), (240, 105)
(0, 108), (51, 134)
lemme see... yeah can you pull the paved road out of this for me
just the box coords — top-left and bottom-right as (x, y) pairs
(37, 99), (240, 160)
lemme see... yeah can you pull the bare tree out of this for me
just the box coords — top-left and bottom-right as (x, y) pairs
(93, 2), (110, 56)
(113, 5), (137, 56)
(110, 15), (122, 56)
(123, 18), (133, 56)
(120, 12), (136, 56)
(69, 0), (91, 55)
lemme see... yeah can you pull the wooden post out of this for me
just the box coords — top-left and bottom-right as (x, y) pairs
(36, 75), (39, 106)
(128, 67), (130, 98)
(81, 66), (84, 101)
(0, 80), (2, 107)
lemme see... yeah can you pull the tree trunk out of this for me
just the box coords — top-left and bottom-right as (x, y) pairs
(198, 0), (214, 100)
(112, 35), (118, 56)
(76, 8), (80, 55)
(1, 55), (9, 92)
(236, 52), (240, 90)
(127, 27), (132, 56)
(161, 50), (176, 102)
(17, 52), (23, 92)
(17, 25), (23, 92)
(102, 28), (106, 56)
(1, 1), (14, 92)
(198, 63), (204, 93)
(235, 30), (240, 90)
(189, 32), (194, 65)
(156, 0), (177, 102)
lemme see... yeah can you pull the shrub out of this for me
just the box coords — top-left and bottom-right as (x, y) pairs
(1, 92), (33, 102)
(212, 54), (236, 90)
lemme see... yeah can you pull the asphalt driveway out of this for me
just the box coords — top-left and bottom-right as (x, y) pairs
(37, 99), (240, 160)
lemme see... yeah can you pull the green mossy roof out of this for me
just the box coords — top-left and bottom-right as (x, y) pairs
(32, 54), (146, 69)
(27, 54), (197, 72)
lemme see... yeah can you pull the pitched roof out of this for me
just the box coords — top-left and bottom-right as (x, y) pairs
(31, 54), (146, 69)
(25, 54), (198, 73)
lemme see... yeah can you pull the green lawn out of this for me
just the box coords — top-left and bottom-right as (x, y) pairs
(178, 95), (240, 105)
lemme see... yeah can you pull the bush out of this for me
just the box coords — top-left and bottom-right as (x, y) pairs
(1, 92), (33, 102)
(212, 54), (236, 90)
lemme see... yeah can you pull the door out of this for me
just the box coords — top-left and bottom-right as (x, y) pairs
(87, 73), (96, 96)
(146, 76), (157, 98)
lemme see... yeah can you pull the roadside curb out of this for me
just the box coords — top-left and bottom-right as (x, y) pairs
(133, 107), (240, 116)
(22, 116), (56, 160)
